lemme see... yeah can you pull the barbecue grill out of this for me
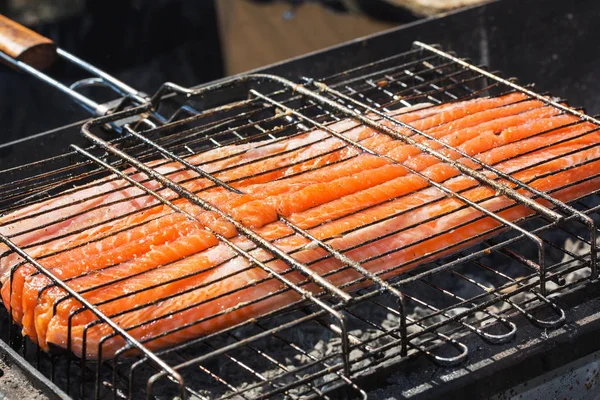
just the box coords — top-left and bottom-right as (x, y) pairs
(2, 1), (600, 399)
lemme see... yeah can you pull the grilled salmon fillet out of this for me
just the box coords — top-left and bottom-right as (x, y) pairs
(2, 92), (599, 359)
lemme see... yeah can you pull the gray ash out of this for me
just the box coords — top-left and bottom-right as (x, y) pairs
(0, 351), (47, 400)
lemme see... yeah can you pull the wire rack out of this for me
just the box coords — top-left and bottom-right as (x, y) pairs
(1, 42), (599, 399)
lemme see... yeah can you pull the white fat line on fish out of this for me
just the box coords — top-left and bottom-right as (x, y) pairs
(302, 240), (320, 251)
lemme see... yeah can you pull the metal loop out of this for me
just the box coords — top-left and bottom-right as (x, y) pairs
(418, 336), (469, 367)
(69, 77), (116, 92)
(523, 297), (566, 329)
(474, 319), (518, 344)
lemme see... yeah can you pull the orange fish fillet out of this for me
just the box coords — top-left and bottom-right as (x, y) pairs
(3, 93), (597, 360)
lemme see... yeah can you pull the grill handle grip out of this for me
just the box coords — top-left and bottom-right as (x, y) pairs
(0, 14), (56, 69)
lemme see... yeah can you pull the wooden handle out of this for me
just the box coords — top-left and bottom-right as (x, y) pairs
(0, 14), (56, 69)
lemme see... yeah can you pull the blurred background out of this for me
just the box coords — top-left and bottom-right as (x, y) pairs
(0, 0), (489, 145)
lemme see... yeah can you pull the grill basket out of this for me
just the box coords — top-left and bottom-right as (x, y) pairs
(1, 42), (599, 400)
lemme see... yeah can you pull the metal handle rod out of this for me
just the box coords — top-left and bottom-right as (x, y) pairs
(57, 48), (147, 104)
(0, 50), (108, 116)
(0, 15), (144, 116)
(0, 15), (154, 121)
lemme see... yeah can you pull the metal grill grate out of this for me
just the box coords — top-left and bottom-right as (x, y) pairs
(1, 42), (599, 399)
